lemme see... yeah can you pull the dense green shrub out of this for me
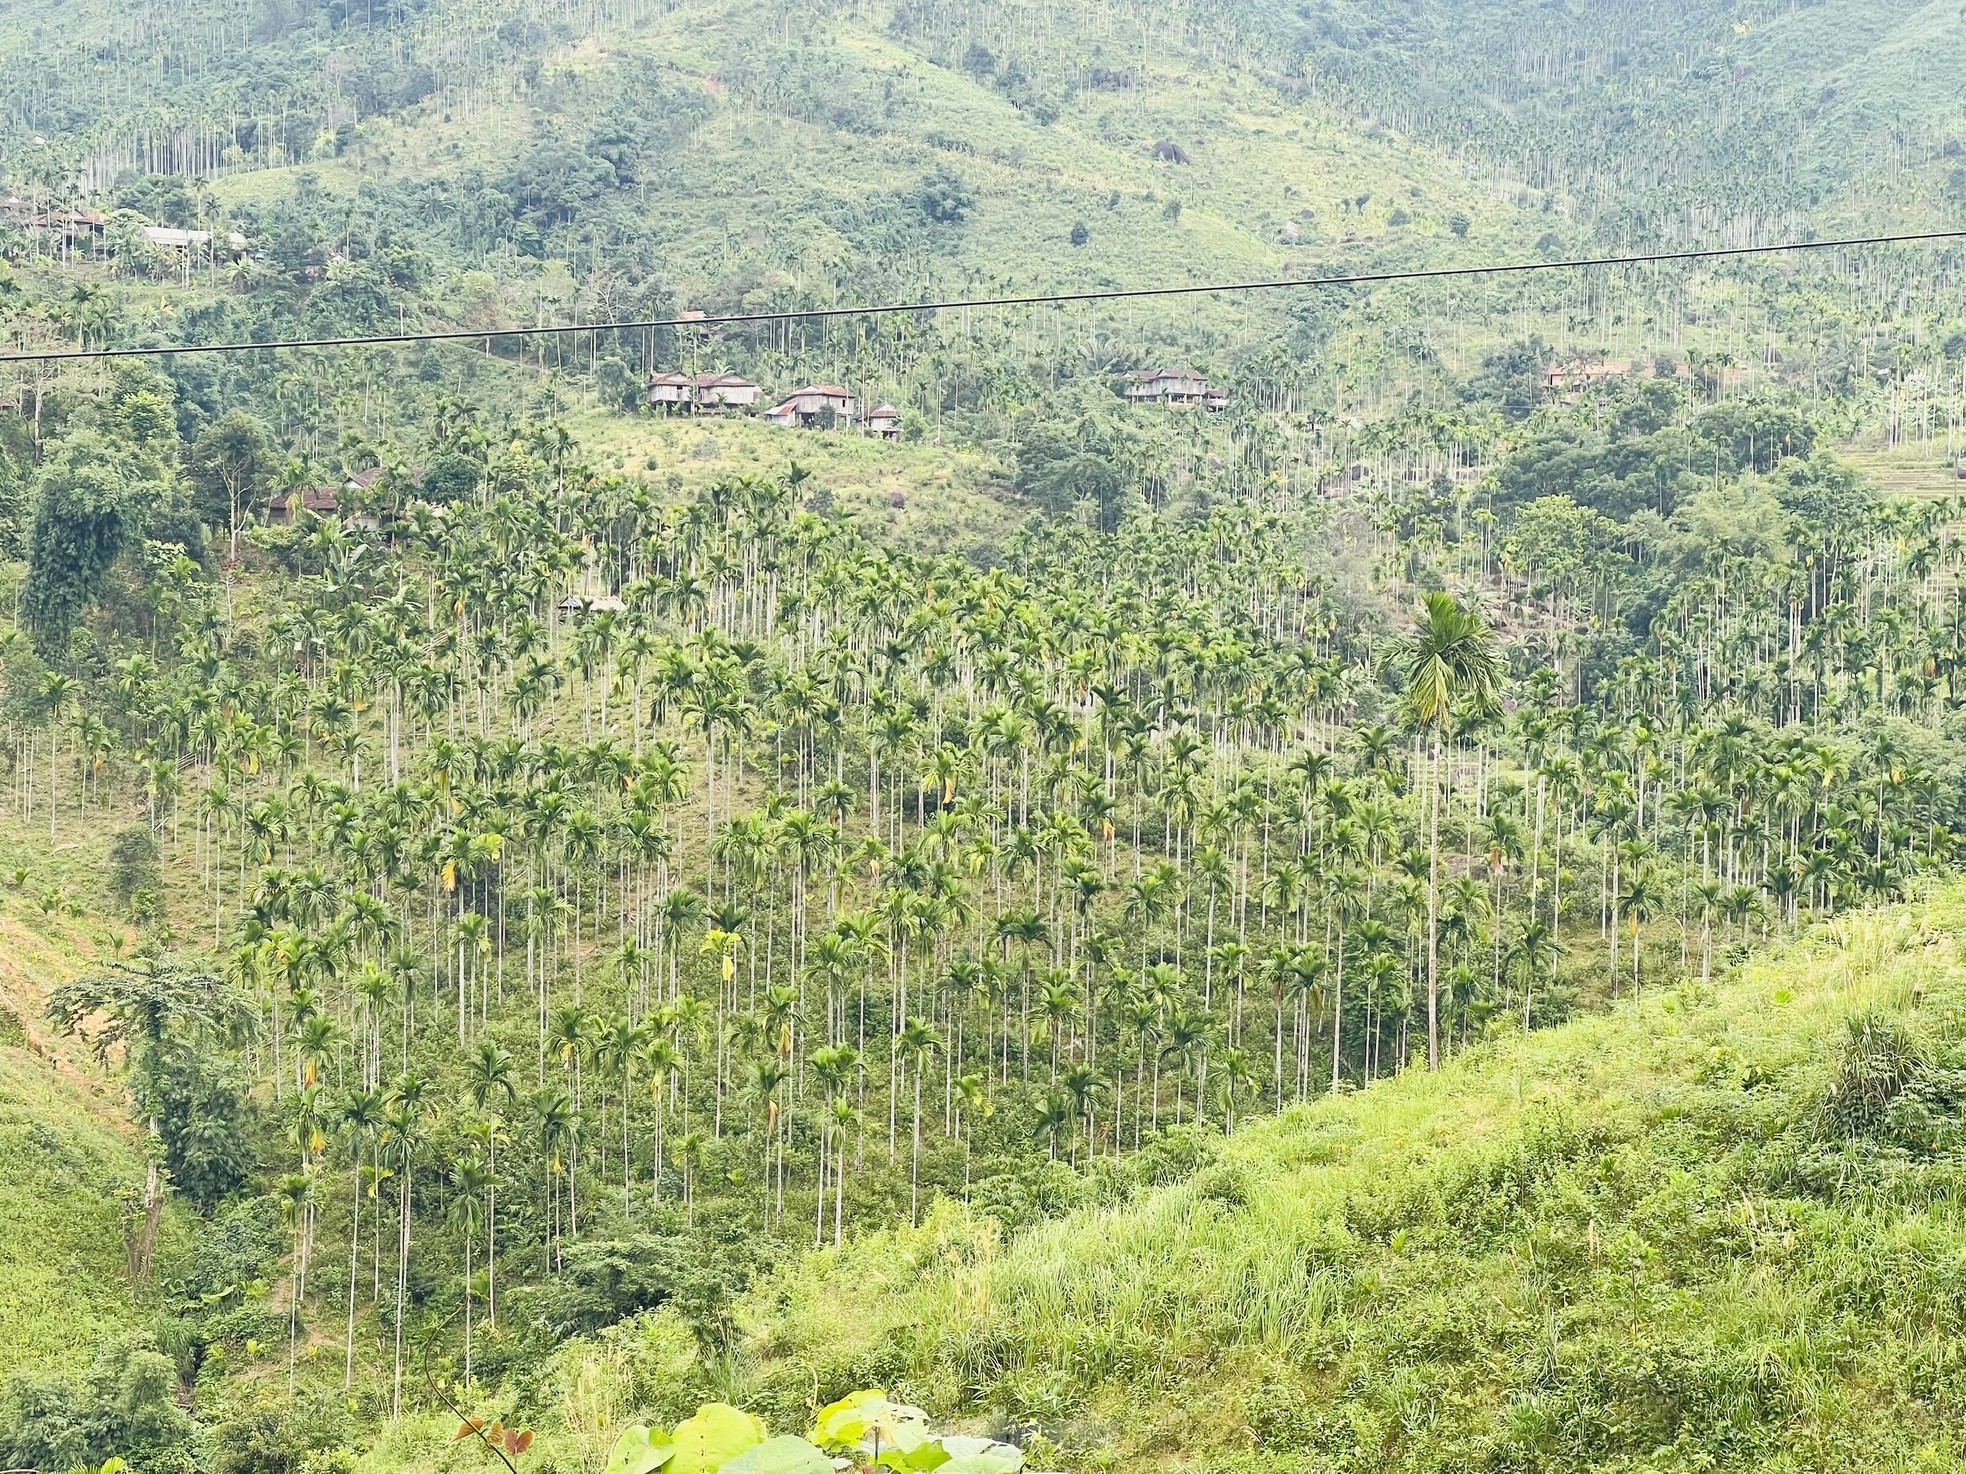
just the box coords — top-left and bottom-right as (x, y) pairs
(0, 1339), (193, 1474)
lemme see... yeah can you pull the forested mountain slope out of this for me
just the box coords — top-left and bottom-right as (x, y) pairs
(0, 0), (1954, 506)
(1, 4), (1966, 1473)
(1245, 0), (1966, 236)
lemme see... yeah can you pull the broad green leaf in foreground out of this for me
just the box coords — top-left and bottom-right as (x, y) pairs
(873, 1436), (950, 1473)
(812, 1390), (895, 1450)
(933, 1437), (1024, 1474)
(720, 1434), (834, 1474)
(669, 1401), (768, 1474)
(604, 1424), (677, 1474)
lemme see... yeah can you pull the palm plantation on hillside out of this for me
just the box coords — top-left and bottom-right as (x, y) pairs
(2, 367), (1957, 1456)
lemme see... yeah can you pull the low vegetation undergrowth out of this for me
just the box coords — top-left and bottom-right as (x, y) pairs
(695, 893), (1966, 1474)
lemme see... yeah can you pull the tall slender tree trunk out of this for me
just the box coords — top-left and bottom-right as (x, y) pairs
(1426, 742), (1442, 1071)
(345, 1154), (361, 1388)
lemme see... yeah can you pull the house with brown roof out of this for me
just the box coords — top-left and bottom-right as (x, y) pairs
(1125, 367), (1227, 409)
(266, 468), (389, 529)
(766, 384), (856, 428)
(691, 373), (761, 411)
(266, 485), (341, 524)
(647, 371), (762, 413)
(860, 402), (902, 439)
(1543, 357), (1634, 405)
(647, 372), (695, 411)
(32, 209), (107, 244)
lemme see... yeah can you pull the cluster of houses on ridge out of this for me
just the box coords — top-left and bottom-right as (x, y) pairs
(256, 360), (1235, 527)
(646, 371), (904, 436)
(647, 364), (1229, 430)
(0, 197), (248, 253)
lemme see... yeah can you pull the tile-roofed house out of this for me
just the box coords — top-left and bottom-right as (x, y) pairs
(765, 384), (856, 428)
(691, 373), (761, 411)
(265, 483), (346, 526)
(1543, 357), (1632, 404)
(1125, 367), (1226, 408)
(647, 372), (695, 411)
(265, 468), (390, 529)
(647, 371), (762, 413)
(33, 209), (107, 243)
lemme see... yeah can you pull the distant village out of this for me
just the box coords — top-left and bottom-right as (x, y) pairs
(261, 361), (1233, 528)
(2, 191), (1236, 442)
(647, 364), (1229, 434)
(646, 373), (906, 436)
(0, 197), (248, 255)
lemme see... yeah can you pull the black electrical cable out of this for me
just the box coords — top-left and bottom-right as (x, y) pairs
(3, 228), (1962, 364)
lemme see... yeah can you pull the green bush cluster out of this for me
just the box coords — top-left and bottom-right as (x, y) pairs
(0, 1339), (193, 1474)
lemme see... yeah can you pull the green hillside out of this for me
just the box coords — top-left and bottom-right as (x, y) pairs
(712, 890), (1966, 1472)
(0, 868), (177, 1383)
(3, 4), (1966, 1473)
(291, 886), (1966, 1474)
(2, 0), (1960, 467)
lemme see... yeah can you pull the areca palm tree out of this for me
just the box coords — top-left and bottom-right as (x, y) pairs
(40, 671), (74, 840)
(897, 1016), (940, 1223)
(1163, 1009), (1216, 1124)
(1037, 973), (1079, 1082)
(1394, 591), (1499, 1071)
(1032, 1090), (1073, 1160)
(1621, 871), (1664, 998)
(954, 1072), (990, 1190)
(822, 1096), (858, 1245)
(595, 1013), (647, 1210)
(809, 1043), (857, 1244)
(638, 1030), (683, 1208)
(278, 1172), (315, 1389)
(1217, 1048), (1257, 1134)
(336, 1087), (384, 1387)
(461, 1040), (515, 1324)
(1058, 1060), (1105, 1161)
(527, 1086), (575, 1267)
(377, 1084), (427, 1420)
(749, 1056), (790, 1224)
(673, 1129), (708, 1221)
(1510, 920), (1560, 1029)
(447, 1155), (489, 1386)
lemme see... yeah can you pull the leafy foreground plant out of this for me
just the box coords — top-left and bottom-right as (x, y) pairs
(604, 1393), (1031, 1474)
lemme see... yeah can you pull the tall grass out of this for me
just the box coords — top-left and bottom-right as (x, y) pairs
(726, 884), (1966, 1471)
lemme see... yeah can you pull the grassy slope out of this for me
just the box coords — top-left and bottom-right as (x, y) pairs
(722, 890), (1966, 1473)
(0, 819), (172, 1380)
(572, 410), (1027, 554)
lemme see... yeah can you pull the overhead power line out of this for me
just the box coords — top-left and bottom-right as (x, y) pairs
(4, 228), (1964, 365)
